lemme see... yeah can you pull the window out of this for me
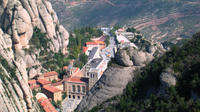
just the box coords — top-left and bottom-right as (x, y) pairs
(82, 86), (86, 93)
(77, 85), (80, 93)
(91, 74), (94, 78)
(69, 95), (71, 98)
(87, 73), (89, 76)
(90, 74), (92, 78)
(73, 95), (75, 99)
(72, 85), (76, 92)
(78, 96), (80, 99)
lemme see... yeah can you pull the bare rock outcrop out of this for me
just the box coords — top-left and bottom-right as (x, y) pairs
(76, 66), (135, 112)
(160, 68), (176, 88)
(115, 49), (133, 67)
(0, 0), (69, 112)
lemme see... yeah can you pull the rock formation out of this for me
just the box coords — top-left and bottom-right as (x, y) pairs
(0, 0), (69, 112)
(160, 68), (177, 88)
(76, 66), (135, 112)
(76, 38), (165, 112)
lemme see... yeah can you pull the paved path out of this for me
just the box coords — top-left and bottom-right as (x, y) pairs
(62, 98), (82, 112)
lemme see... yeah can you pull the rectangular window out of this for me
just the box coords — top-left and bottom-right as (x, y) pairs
(72, 85), (76, 92)
(78, 85), (80, 93)
(82, 86), (86, 93)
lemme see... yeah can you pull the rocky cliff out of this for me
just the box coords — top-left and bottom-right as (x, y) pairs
(76, 38), (165, 111)
(0, 0), (69, 112)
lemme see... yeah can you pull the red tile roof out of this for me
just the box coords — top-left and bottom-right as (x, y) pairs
(43, 71), (58, 77)
(86, 42), (97, 45)
(86, 41), (105, 46)
(37, 79), (51, 85)
(83, 46), (88, 53)
(64, 77), (85, 83)
(30, 85), (40, 90)
(43, 85), (62, 93)
(28, 80), (36, 85)
(52, 81), (63, 86)
(63, 67), (80, 74)
(63, 66), (68, 70)
(38, 98), (57, 112)
(95, 41), (105, 45)
(73, 67), (80, 73)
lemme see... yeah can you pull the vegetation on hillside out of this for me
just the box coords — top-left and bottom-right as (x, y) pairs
(90, 32), (200, 112)
(29, 28), (50, 50)
(27, 27), (103, 74)
(68, 27), (103, 68)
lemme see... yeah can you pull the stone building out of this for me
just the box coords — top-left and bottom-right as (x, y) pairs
(64, 77), (88, 100)
(28, 80), (40, 91)
(85, 58), (106, 89)
(41, 71), (59, 81)
(52, 81), (64, 92)
(42, 85), (62, 102)
(37, 79), (51, 87)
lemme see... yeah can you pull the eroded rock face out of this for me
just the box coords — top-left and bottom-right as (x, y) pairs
(0, 0), (69, 53)
(115, 49), (133, 67)
(160, 68), (176, 87)
(0, 0), (69, 112)
(115, 46), (154, 67)
(76, 66), (135, 112)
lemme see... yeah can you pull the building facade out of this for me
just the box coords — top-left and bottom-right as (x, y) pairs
(42, 85), (62, 102)
(64, 77), (88, 100)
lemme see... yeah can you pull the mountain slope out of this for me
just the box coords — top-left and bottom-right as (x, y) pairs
(0, 0), (69, 111)
(50, 0), (200, 41)
(87, 32), (200, 112)
(76, 35), (165, 111)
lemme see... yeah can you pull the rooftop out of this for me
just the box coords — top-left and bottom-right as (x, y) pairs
(63, 66), (68, 70)
(90, 58), (103, 68)
(43, 85), (62, 93)
(28, 80), (36, 85)
(94, 41), (105, 45)
(88, 47), (99, 60)
(38, 98), (57, 112)
(86, 41), (105, 45)
(83, 46), (88, 53)
(43, 71), (58, 77)
(64, 77), (86, 84)
(72, 71), (85, 77)
(89, 68), (100, 73)
(30, 85), (40, 90)
(52, 81), (63, 86)
(63, 66), (80, 74)
(37, 79), (51, 85)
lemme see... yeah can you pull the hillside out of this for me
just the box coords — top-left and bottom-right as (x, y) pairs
(50, 0), (200, 42)
(86, 32), (200, 112)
